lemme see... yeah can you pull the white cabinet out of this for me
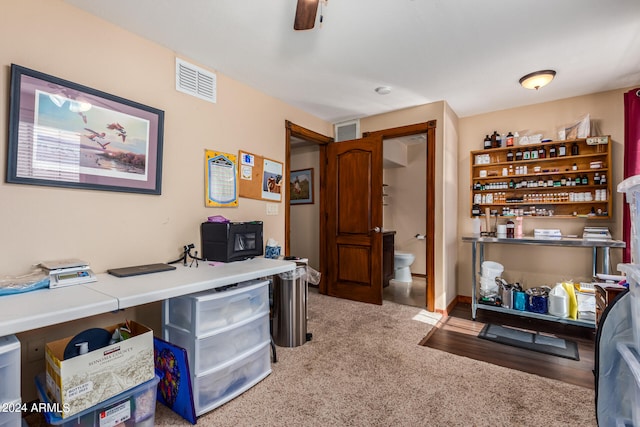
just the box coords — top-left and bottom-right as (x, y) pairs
(0, 335), (21, 427)
(163, 279), (271, 416)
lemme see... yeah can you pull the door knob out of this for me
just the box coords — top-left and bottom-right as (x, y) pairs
(371, 227), (381, 233)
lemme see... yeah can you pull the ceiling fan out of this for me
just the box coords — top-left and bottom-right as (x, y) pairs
(294, 0), (320, 30)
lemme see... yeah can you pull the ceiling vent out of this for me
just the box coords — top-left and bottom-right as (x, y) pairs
(176, 58), (217, 103)
(334, 119), (360, 142)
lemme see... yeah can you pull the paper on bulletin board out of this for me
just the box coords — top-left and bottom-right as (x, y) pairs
(261, 158), (283, 201)
(205, 150), (238, 207)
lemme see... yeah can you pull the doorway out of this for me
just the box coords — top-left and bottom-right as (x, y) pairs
(364, 121), (436, 312)
(284, 121), (332, 286)
(285, 120), (436, 312)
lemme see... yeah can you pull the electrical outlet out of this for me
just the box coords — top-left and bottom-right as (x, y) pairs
(27, 338), (46, 362)
(266, 203), (278, 215)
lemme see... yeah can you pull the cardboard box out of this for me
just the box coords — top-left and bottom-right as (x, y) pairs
(45, 321), (154, 419)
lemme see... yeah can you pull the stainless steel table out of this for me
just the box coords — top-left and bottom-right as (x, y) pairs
(462, 235), (626, 327)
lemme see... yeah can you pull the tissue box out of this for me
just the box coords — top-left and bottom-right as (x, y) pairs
(45, 321), (154, 418)
(265, 246), (281, 259)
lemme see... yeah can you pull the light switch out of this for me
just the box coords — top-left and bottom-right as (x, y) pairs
(266, 203), (278, 215)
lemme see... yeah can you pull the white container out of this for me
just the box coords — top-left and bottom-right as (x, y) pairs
(618, 175), (640, 263)
(194, 341), (271, 415)
(164, 312), (270, 374)
(36, 373), (159, 427)
(0, 398), (21, 427)
(0, 336), (20, 402)
(548, 283), (569, 318)
(481, 261), (504, 280)
(164, 279), (269, 336)
(618, 263), (640, 351)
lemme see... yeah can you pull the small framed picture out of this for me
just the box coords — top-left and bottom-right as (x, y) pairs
(290, 168), (313, 205)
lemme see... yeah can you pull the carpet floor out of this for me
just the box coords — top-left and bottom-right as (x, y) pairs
(152, 290), (596, 426)
(25, 290), (596, 426)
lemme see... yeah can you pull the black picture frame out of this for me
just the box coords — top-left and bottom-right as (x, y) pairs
(7, 64), (165, 194)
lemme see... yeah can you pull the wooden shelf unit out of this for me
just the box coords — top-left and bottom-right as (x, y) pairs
(470, 137), (612, 218)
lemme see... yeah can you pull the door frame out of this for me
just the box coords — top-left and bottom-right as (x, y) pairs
(363, 120), (437, 312)
(284, 120), (333, 292)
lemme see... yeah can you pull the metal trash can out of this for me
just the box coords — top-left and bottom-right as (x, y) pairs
(272, 265), (307, 347)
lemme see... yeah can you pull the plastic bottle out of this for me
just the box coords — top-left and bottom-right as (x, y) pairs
(548, 283), (569, 318)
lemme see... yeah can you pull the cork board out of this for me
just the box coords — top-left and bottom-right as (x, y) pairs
(238, 151), (283, 202)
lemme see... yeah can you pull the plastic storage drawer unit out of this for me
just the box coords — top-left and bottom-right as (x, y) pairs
(163, 279), (269, 335)
(164, 311), (270, 374)
(618, 263), (640, 351)
(35, 373), (160, 427)
(619, 175), (640, 263)
(193, 341), (271, 415)
(0, 398), (22, 427)
(0, 335), (20, 403)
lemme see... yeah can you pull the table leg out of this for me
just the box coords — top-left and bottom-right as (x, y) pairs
(602, 247), (611, 275)
(471, 242), (477, 320)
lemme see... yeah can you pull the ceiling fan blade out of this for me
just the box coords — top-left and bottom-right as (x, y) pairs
(294, 0), (320, 30)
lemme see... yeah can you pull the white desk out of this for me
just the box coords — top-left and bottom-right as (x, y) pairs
(0, 258), (295, 337)
(86, 258), (295, 308)
(0, 286), (119, 337)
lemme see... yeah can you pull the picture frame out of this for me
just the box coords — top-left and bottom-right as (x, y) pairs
(290, 168), (314, 205)
(7, 64), (165, 194)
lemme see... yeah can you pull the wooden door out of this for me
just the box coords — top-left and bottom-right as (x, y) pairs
(325, 135), (383, 304)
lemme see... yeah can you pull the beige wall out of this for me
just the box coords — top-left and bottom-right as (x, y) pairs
(289, 145), (320, 269)
(383, 143), (427, 274)
(2, 0), (331, 399)
(457, 89), (630, 295)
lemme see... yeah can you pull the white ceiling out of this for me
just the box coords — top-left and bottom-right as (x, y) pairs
(64, 0), (640, 124)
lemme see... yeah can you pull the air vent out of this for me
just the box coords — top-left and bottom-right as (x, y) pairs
(334, 119), (360, 142)
(176, 58), (217, 103)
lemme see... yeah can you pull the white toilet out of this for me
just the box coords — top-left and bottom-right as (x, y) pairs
(394, 251), (415, 282)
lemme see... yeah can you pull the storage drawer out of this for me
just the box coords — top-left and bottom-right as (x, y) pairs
(0, 336), (20, 402)
(0, 399), (21, 427)
(164, 279), (269, 336)
(164, 312), (270, 374)
(193, 342), (271, 415)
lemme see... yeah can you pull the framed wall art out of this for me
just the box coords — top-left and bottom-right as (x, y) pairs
(7, 64), (165, 194)
(290, 168), (314, 205)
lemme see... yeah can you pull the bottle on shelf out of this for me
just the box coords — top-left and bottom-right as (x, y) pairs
(600, 174), (607, 186)
(484, 135), (492, 150)
(523, 148), (531, 160)
(538, 145), (547, 159)
(491, 131), (500, 148)
(549, 145), (557, 158)
(582, 174), (589, 185)
(571, 142), (580, 156)
(594, 173), (600, 185)
(515, 148), (523, 161)
(559, 142), (567, 156)
(506, 149), (514, 162)
(506, 132), (514, 147)
(572, 163), (578, 171)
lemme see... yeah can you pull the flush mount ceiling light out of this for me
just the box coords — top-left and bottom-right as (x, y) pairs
(375, 86), (392, 95)
(519, 70), (556, 90)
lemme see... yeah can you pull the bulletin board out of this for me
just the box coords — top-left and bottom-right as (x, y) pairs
(238, 151), (283, 202)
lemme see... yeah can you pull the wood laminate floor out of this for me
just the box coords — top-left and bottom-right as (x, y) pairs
(420, 302), (596, 389)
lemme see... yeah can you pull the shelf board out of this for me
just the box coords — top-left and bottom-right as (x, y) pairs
(476, 303), (596, 328)
(474, 169), (608, 180)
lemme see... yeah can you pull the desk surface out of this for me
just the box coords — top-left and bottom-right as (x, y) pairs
(87, 258), (295, 309)
(0, 286), (119, 337)
(462, 235), (626, 248)
(0, 258), (295, 337)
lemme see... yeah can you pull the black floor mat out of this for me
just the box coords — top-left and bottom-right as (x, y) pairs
(478, 323), (580, 361)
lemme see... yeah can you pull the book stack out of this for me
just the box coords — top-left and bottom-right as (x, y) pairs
(39, 259), (97, 288)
